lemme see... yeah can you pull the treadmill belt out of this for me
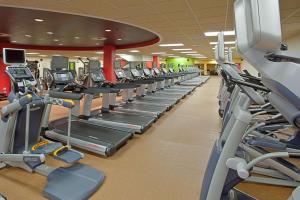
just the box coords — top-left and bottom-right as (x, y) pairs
(94, 112), (154, 125)
(121, 103), (166, 112)
(52, 120), (131, 145)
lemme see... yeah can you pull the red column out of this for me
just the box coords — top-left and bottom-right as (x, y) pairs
(153, 55), (160, 68)
(0, 46), (10, 96)
(103, 45), (116, 83)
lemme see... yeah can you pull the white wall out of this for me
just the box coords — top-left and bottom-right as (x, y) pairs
(26, 56), (100, 77)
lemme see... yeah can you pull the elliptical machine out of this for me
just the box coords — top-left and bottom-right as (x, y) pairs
(0, 48), (105, 200)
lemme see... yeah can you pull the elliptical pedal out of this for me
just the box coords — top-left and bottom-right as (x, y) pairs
(52, 146), (83, 164)
(31, 141), (83, 164)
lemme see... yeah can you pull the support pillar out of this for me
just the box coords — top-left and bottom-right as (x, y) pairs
(103, 45), (116, 83)
(153, 56), (160, 68)
(0, 46), (10, 96)
(204, 63), (208, 76)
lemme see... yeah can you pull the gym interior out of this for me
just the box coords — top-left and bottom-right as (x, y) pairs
(0, 0), (299, 200)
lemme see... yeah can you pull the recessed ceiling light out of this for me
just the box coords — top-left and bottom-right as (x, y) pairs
(129, 50), (140, 53)
(74, 36), (80, 39)
(92, 37), (107, 41)
(181, 51), (197, 53)
(11, 40), (17, 43)
(210, 41), (236, 45)
(204, 30), (235, 37)
(195, 56), (207, 59)
(159, 43), (184, 47)
(34, 18), (44, 22)
(152, 52), (166, 55)
(26, 52), (40, 55)
(105, 29), (111, 32)
(47, 32), (54, 35)
(117, 38), (122, 41)
(0, 33), (10, 37)
(25, 34), (32, 37)
(95, 51), (103, 54)
(172, 48), (192, 51)
(53, 39), (59, 42)
(39, 55), (47, 57)
(58, 43), (63, 46)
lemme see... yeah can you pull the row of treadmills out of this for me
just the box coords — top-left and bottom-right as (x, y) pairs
(42, 57), (210, 156)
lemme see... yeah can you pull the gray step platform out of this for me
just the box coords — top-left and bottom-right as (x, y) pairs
(44, 163), (105, 200)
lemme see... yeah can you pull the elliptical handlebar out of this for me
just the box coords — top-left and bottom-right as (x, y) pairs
(1, 94), (33, 117)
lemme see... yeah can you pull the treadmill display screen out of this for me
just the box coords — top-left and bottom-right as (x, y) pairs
(143, 69), (151, 76)
(91, 72), (105, 82)
(115, 70), (126, 79)
(54, 72), (74, 82)
(131, 69), (140, 77)
(162, 68), (168, 74)
(154, 68), (160, 74)
(4, 49), (26, 64)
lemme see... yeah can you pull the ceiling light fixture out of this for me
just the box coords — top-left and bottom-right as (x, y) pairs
(0, 33), (10, 37)
(172, 48), (192, 51)
(96, 43), (100, 45)
(95, 51), (103, 54)
(47, 32), (54, 35)
(53, 39), (59, 42)
(53, 54), (61, 56)
(204, 30), (235, 36)
(11, 40), (17, 43)
(92, 37), (107, 41)
(34, 18), (44, 22)
(74, 36), (80, 39)
(129, 50), (140, 53)
(39, 55), (47, 57)
(117, 38), (122, 41)
(25, 34), (32, 37)
(181, 51), (197, 54)
(58, 43), (63, 46)
(151, 52), (166, 55)
(26, 52), (40, 55)
(159, 43), (184, 47)
(210, 41), (236, 45)
(105, 29), (111, 32)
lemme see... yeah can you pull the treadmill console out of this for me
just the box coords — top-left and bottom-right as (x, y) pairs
(6, 66), (37, 89)
(153, 68), (160, 75)
(143, 68), (151, 76)
(131, 69), (141, 78)
(115, 69), (126, 79)
(51, 70), (75, 85)
(91, 70), (105, 83)
(162, 68), (168, 74)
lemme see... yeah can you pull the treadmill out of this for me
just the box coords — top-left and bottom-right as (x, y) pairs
(79, 60), (156, 134)
(43, 56), (133, 156)
(124, 66), (179, 108)
(160, 66), (197, 92)
(130, 65), (181, 105)
(108, 63), (169, 117)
